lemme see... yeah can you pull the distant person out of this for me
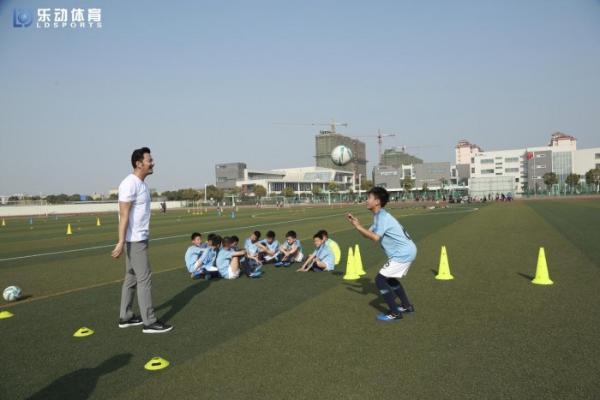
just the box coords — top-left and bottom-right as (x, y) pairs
(347, 187), (417, 322)
(297, 232), (335, 272)
(111, 147), (172, 333)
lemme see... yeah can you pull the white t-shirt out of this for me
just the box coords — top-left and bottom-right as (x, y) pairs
(118, 174), (151, 242)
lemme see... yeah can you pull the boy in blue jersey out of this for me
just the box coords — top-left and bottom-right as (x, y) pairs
(274, 230), (304, 267)
(187, 233), (220, 280)
(230, 235), (241, 251)
(244, 231), (262, 267)
(184, 232), (208, 278)
(316, 229), (341, 267)
(217, 237), (262, 279)
(297, 232), (335, 272)
(256, 230), (280, 263)
(347, 187), (417, 322)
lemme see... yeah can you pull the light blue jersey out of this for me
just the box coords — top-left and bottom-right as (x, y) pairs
(370, 208), (417, 263)
(184, 244), (209, 273)
(283, 239), (302, 254)
(260, 239), (280, 253)
(245, 238), (259, 256)
(202, 247), (217, 267)
(312, 243), (335, 271)
(216, 248), (234, 277)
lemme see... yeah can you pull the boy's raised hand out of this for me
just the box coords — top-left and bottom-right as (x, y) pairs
(346, 213), (360, 227)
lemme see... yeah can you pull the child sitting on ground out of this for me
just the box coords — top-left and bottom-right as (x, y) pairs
(317, 229), (341, 267)
(297, 232), (335, 272)
(256, 230), (280, 263)
(274, 230), (304, 267)
(217, 237), (262, 279)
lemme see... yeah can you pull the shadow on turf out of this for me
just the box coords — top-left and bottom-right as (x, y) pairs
(517, 272), (535, 281)
(343, 277), (388, 314)
(155, 280), (212, 322)
(26, 353), (132, 400)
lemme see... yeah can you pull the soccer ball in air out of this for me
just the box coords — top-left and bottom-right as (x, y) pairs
(331, 145), (353, 166)
(3, 286), (22, 302)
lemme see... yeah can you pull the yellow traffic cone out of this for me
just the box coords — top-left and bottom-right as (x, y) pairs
(532, 247), (553, 285)
(343, 247), (360, 280)
(96, 217), (101, 227)
(66, 224), (72, 235)
(354, 244), (366, 276)
(1, 218), (5, 227)
(435, 246), (454, 280)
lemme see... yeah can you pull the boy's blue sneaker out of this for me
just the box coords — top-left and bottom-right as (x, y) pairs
(376, 313), (403, 322)
(274, 262), (284, 267)
(249, 270), (263, 278)
(281, 262), (291, 267)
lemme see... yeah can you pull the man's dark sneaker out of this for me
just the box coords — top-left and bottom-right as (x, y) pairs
(399, 305), (415, 314)
(142, 321), (173, 334)
(118, 315), (144, 328)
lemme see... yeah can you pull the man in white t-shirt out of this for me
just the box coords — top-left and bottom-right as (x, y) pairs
(111, 147), (172, 334)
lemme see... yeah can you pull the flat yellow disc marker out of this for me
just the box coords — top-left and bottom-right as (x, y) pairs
(73, 327), (94, 337)
(144, 357), (170, 371)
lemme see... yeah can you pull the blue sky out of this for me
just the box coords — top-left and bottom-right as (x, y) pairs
(1, 0), (599, 194)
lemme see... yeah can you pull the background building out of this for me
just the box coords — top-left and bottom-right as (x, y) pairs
(217, 165), (354, 196)
(380, 147), (423, 169)
(215, 162), (247, 189)
(315, 131), (367, 178)
(464, 132), (600, 196)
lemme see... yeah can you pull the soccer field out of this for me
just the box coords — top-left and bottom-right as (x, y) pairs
(1, 200), (599, 399)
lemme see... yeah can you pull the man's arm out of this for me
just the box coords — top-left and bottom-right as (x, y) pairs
(111, 201), (132, 258)
(346, 213), (380, 242)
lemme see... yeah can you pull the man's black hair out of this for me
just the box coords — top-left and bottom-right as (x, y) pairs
(131, 147), (151, 169)
(286, 230), (297, 238)
(266, 230), (276, 238)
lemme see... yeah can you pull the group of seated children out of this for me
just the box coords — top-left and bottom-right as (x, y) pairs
(184, 229), (341, 279)
(184, 233), (262, 280)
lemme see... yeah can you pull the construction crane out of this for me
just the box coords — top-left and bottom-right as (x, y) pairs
(353, 129), (396, 165)
(273, 118), (348, 134)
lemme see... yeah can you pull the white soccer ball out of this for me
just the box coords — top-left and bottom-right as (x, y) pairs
(331, 145), (353, 166)
(3, 286), (22, 302)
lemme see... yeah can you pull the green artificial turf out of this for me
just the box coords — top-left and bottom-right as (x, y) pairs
(1, 200), (599, 399)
